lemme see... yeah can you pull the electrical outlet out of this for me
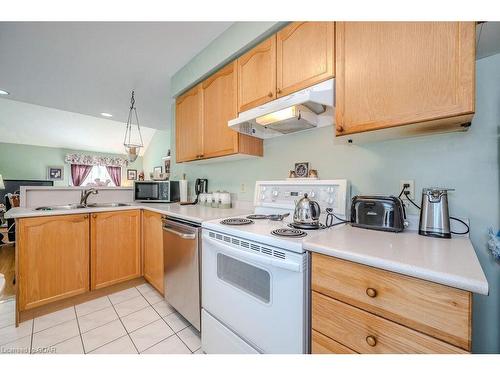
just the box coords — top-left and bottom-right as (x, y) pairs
(240, 183), (246, 193)
(400, 180), (415, 203)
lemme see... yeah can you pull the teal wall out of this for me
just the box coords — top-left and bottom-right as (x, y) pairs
(0, 142), (143, 187)
(140, 24), (500, 352)
(142, 130), (170, 177)
(171, 22), (287, 96)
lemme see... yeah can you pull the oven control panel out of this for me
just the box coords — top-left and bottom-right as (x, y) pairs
(254, 180), (350, 217)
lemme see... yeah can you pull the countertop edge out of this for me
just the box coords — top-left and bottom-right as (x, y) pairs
(305, 243), (489, 295)
(5, 204), (251, 224)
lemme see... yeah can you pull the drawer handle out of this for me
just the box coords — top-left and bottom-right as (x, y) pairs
(366, 335), (377, 347)
(366, 288), (377, 298)
(268, 91), (273, 98)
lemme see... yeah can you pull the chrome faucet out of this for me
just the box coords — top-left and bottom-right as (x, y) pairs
(80, 188), (98, 206)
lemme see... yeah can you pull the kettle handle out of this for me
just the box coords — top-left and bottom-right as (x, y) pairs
(311, 201), (321, 218)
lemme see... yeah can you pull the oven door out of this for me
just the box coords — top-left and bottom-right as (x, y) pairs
(201, 230), (308, 354)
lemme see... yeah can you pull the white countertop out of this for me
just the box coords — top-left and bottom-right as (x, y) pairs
(5, 203), (252, 224)
(303, 224), (489, 295)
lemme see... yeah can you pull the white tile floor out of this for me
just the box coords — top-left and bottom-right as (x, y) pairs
(0, 283), (201, 354)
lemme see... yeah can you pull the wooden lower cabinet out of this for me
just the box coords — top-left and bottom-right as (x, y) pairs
(17, 214), (90, 311)
(311, 253), (471, 354)
(91, 210), (141, 290)
(312, 330), (357, 354)
(142, 211), (164, 295)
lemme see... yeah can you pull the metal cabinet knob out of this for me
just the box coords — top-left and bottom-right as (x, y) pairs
(366, 335), (377, 347)
(366, 288), (377, 298)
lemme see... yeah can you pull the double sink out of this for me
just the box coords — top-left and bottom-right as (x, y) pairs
(36, 202), (131, 211)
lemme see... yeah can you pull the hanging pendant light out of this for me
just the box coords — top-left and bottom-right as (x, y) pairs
(123, 90), (143, 162)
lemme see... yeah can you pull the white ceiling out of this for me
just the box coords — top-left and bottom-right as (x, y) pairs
(0, 22), (233, 130)
(0, 98), (156, 155)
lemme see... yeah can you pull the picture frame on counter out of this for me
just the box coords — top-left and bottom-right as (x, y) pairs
(127, 169), (137, 180)
(153, 166), (162, 174)
(47, 166), (64, 181)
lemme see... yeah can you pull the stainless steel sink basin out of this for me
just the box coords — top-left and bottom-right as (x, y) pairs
(35, 203), (131, 211)
(86, 203), (131, 208)
(35, 204), (87, 211)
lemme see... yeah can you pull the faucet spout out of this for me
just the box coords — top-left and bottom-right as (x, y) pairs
(80, 188), (99, 206)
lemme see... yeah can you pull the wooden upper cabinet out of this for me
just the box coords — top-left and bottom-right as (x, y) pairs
(175, 84), (203, 162)
(277, 22), (334, 97)
(91, 210), (141, 290)
(17, 214), (90, 311)
(202, 61), (239, 159)
(335, 22), (475, 136)
(142, 210), (164, 295)
(237, 35), (276, 112)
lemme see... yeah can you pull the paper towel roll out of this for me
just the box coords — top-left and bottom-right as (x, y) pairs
(179, 179), (188, 202)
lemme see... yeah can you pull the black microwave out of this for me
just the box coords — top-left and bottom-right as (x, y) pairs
(134, 181), (180, 202)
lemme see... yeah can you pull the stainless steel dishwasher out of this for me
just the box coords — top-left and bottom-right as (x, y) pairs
(162, 216), (201, 331)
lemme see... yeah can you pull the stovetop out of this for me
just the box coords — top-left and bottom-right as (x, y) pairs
(203, 212), (345, 254)
(202, 179), (350, 254)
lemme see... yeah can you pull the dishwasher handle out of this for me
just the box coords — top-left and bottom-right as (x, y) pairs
(162, 225), (197, 240)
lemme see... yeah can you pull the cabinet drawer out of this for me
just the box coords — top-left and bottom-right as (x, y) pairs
(312, 292), (467, 354)
(311, 253), (471, 350)
(312, 330), (357, 354)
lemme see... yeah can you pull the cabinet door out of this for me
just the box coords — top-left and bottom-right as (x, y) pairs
(237, 35), (276, 112)
(202, 61), (239, 159)
(91, 210), (141, 290)
(142, 211), (164, 295)
(277, 22), (334, 97)
(175, 84), (203, 162)
(335, 22), (475, 136)
(18, 214), (89, 311)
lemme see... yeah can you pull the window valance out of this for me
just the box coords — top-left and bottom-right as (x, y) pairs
(64, 153), (129, 167)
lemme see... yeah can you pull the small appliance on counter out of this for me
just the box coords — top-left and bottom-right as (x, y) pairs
(419, 188), (453, 238)
(180, 178), (208, 205)
(292, 193), (322, 229)
(351, 195), (407, 232)
(134, 180), (179, 202)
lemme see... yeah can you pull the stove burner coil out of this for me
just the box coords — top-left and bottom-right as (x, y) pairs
(271, 228), (307, 238)
(220, 218), (254, 225)
(288, 222), (326, 230)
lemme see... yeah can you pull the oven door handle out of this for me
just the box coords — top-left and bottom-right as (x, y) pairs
(204, 235), (302, 272)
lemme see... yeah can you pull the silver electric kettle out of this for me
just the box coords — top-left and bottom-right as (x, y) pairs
(293, 193), (321, 226)
(419, 188), (453, 239)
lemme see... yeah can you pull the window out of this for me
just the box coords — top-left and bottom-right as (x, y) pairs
(80, 165), (117, 187)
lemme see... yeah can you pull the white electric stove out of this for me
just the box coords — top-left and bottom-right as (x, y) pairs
(201, 179), (350, 354)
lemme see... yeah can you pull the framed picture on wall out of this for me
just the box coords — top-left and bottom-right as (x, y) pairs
(127, 169), (137, 180)
(47, 166), (64, 181)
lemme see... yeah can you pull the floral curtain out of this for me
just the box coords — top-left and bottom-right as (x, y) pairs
(71, 164), (93, 186)
(64, 153), (129, 167)
(106, 166), (121, 187)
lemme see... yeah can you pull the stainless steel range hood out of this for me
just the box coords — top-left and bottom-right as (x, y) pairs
(228, 79), (334, 139)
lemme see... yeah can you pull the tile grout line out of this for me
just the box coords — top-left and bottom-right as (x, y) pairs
(135, 284), (199, 353)
(133, 285), (186, 354)
(73, 305), (85, 354)
(107, 295), (140, 354)
(29, 315), (34, 354)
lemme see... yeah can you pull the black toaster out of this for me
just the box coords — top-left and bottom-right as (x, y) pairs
(350, 196), (406, 232)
